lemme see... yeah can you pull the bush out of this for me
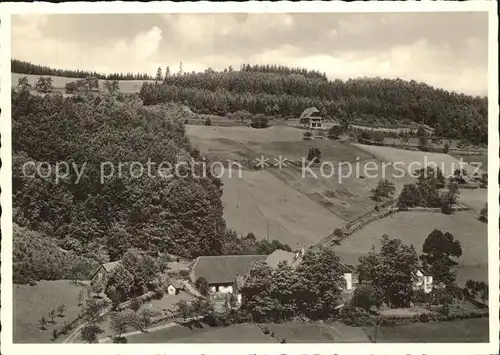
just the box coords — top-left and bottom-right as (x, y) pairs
(112, 336), (128, 343)
(204, 118), (212, 126)
(307, 147), (321, 163)
(419, 313), (430, 323)
(153, 288), (164, 300)
(129, 298), (142, 312)
(250, 114), (269, 129)
(351, 283), (384, 311)
(441, 203), (453, 215)
(262, 326), (270, 335)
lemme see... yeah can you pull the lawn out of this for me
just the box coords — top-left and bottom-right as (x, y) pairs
(186, 124), (304, 144)
(127, 323), (275, 343)
(127, 321), (371, 343)
(451, 152), (489, 171)
(269, 159), (414, 221)
(267, 321), (370, 343)
(363, 318), (489, 343)
(353, 143), (486, 177)
(220, 169), (345, 247)
(12, 73), (153, 94)
(13, 280), (88, 343)
(330, 210), (488, 286)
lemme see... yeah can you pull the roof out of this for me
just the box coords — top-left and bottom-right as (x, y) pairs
(91, 260), (121, 279)
(190, 255), (267, 285)
(101, 261), (121, 273)
(167, 280), (184, 289)
(299, 107), (320, 119)
(265, 249), (299, 269)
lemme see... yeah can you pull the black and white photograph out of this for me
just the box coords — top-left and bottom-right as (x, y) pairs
(0, 2), (498, 354)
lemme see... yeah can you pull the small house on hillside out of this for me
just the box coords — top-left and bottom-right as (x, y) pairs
(91, 260), (121, 284)
(300, 107), (323, 130)
(189, 255), (267, 294)
(166, 280), (185, 295)
(413, 269), (434, 294)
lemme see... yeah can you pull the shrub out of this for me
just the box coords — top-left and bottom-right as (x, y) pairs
(250, 114), (269, 128)
(351, 283), (384, 311)
(129, 298), (142, 312)
(204, 117), (212, 126)
(303, 131), (312, 140)
(262, 326), (270, 335)
(307, 147), (321, 163)
(419, 313), (430, 323)
(153, 288), (164, 300)
(441, 203), (453, 215)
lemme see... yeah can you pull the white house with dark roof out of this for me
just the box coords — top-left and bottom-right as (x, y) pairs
(189, 255), (267, 294)
(299, 107), (323, 129)
(91, 260), (121, 283)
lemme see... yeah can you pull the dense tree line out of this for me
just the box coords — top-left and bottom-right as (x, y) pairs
(240, 247), (346, 322)
(239, 63), (328, 81)
(12, 90), (290, 279)
(13, 223), (95, 284)
(12, 59), (153, 81)
(138, 68), (487, 143)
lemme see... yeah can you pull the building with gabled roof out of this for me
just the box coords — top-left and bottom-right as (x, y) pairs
(91, 260), (121, 283)
(299, 107), (323, 129)
(189, 255), (267, 293)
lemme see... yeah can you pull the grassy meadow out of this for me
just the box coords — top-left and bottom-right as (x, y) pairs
(13, 280), (88, 343)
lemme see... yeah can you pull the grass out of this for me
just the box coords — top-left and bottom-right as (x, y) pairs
(329, 210), (488, 286)
(269, 159), (414, 221)
(363, 318), (489, 343)
(12, 73), (153, 94)
(127, 321), (370, 343)
(451, 152), (488, 170)
(13, 280), (88, 343)
(267, 321), (370, 343)
(353, 143), (486, 176)
(127, 323), (275, 343)
(220, 169), (345, 248)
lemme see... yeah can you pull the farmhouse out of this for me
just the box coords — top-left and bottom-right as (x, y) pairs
(189, 255), (267, 294)
(413, 269), (434, 294)
(91, 260), (121, 283)
(300, 107), (323, 129)
(166, 280), (185, 295)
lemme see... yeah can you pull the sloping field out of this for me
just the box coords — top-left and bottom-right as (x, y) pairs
(353, 143), (485, 177)
(270, 159), (414, 221)
(330, 210), (487, 286)
(12, 73), (153, 94)
(186, 125), (304, 143)
(363, 318), (488, 343)
(127, 323), (275, 343)
(14, 280), (88, 343)
(221, 170), (345, 247)
(267, 322), (370, 343)
(458, 189), (488, 214)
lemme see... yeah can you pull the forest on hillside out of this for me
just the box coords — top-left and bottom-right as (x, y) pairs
(12, 59), (154, 81)
(140, 66), (488, 144)
(12, 59), (488, 143)
(11, 89), (290, 283)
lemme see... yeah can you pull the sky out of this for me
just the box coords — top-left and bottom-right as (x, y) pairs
(11, 12), (489, 96)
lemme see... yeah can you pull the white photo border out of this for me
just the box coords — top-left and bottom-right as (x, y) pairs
(1, 2), (498, 355)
